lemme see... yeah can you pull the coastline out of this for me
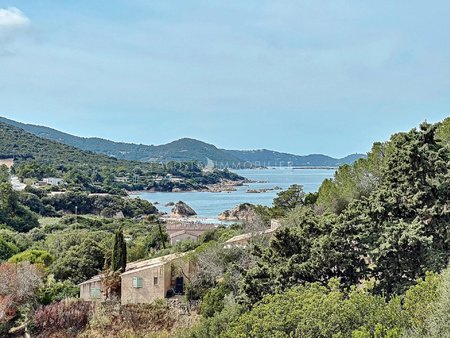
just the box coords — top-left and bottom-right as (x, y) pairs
(128, 167), (335, 219)
(127, 178), (250, 195)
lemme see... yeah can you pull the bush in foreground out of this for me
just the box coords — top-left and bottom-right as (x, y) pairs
(32, 299), (93, 337)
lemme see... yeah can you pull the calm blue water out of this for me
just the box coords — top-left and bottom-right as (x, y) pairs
(136, 168), (335, 220)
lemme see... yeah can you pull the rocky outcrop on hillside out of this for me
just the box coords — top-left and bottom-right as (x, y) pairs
(171, 201), (197, 218)
(218, 203), (258, 222)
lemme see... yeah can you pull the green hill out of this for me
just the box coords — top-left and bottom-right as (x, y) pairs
(224, 149), (365, 167)
(0, 122), (243, 192)
(0, 117), (241, 165)
(0, 117), (365, 167)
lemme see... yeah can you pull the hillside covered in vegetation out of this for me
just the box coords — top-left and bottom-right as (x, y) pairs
(0, 122), (243, 193)
(0, 117), (449, 337)
(0, 116), (364, 167)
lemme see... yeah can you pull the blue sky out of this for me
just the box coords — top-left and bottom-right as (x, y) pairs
(0, 1), (448, 157)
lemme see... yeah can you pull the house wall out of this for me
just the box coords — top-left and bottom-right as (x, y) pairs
(121, 259), (194, 305)
(79, 281), (104, 301)
(170, 233), (198, 245)
(224, 237), (249, 248)
(164, 263), (172, 294)
(166, 224), (215, 237)
(121, 265), (166, 305)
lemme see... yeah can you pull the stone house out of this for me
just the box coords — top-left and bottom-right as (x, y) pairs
(166, 223), (215, 238)
(42, 177), (65, 186)
(121, 252), (193, 305)
(79, 275), (105, 301)
(78, 252), (194, 305)
(169, 230), (199, 245)
(78, 252), (194, 304)
(224, 219), (281, 249)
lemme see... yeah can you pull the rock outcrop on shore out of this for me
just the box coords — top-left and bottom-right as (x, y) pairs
(246, 186), (283, 193)
(218, 203), (258, 222)
(171, 201), (197, 218)
(204, 179), (245, 192)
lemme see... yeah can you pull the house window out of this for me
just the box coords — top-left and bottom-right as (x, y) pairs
(90, 287), (101, 299)
(132, 276), (143, 288)
(154, 276), (158, 285)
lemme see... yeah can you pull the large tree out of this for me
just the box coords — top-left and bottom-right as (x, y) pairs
(240, 207), (366, 304)
(241, 121), (450, 303)
(364, 123), (450, 294)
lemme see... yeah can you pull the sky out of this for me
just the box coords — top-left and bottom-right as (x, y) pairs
(0, 1), (449, 157)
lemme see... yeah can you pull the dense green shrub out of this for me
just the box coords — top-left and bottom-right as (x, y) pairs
(407, 267), (450, 337)
(9, 249), (54, 267)
(37, 277), (80, 305)
(51, 238), (107, 284)
(0, 182), (39, 232)
(42, 192), (157, 217)
(200, 282), (231, 318)
(224, 281), (404, 338)
(177, 303), (245, 338)
(0, 237), (19, 261)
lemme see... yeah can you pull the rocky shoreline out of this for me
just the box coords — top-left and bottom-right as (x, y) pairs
(128, 179), (250, 195)
(218, 203), (258, 222)
(247, 186), (282, 193)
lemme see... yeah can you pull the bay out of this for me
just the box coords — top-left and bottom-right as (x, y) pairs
(136, 167), (335, 222)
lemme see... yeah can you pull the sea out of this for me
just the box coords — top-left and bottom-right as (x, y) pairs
(136, 167), (335, 222)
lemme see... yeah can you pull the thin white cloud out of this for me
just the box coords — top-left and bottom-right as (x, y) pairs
(0, 7), (30, 27)
(0, 7), (30, 51)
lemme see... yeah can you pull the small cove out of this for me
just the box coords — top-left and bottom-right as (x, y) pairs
(136, 167), (335, 221)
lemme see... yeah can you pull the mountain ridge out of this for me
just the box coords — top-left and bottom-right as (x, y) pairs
(0, 116), (365, 166)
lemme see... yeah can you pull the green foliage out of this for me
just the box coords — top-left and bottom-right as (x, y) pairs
(9, 249), (54, 267)
(304, 191), (318, 205)
(186, 243), (251, 302)
(42, 192), (157, 217)
(406, 266), (450, 338)
(254, 184), (306, 220)
(0, 181), (39, 232)
(241, 206), (365, 304)
(37, 276), (79, 305)
(0, 228), (32, 251)
(317, 142), (386, 214)
(111, 227), (127, 272)
(18, 192), (57, 216)
(0, 122), (244, 194)
(177, 303), (245, 338)
(0, 164), (9, 181)
(51, 237), (107, 284)
(225, 281), (406, 338)
(15, 161), (56, 180)
(363, 123), (450, 294)
(436, 116), (450, 146)
(0, 236), (19, 261)
(241, 120), (450, 316)
(273, 184), (305, 211)
(200, 282), (231, 318)
(127, 222), (170, 261)
(402, 272), (442, 335)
